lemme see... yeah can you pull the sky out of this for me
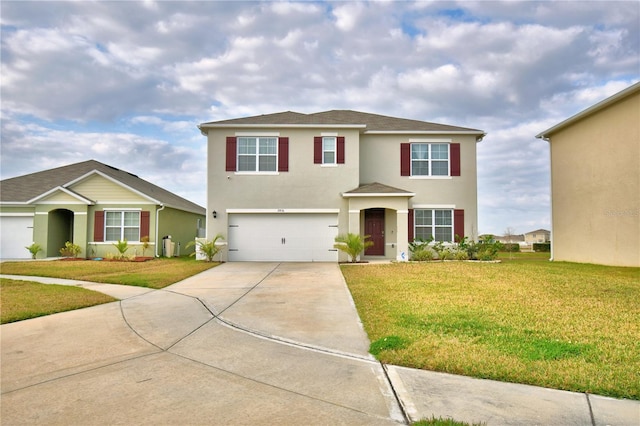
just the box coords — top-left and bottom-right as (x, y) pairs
(1, 1), (638, 236)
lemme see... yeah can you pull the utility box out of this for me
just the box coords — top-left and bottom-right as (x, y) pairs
(194, 238), (206, 261)
(163, 236), (173, 257)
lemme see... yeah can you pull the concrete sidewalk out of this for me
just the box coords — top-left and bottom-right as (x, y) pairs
(2, 264), (639, 425)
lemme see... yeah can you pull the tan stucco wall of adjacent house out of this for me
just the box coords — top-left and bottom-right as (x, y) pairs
(548, 89), (639, 267)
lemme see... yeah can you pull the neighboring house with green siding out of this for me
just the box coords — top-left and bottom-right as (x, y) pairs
(0, 160), (205, 259)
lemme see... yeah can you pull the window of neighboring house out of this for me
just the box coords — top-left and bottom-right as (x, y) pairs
(411, 143), (449, 176)
(323, 137), (336, 164)
(414, 209), (453, 242)
(105, 211), (140, 241)
(237, 137), (277, 172)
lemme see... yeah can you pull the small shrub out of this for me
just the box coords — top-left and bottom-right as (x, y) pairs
(60, 241), (82, 258)
(453, 248), (469, 261)
(410, 238), (436, 261)
(140, 236), (150, 256)
(112, 239), (129, 260)
(25, 243), (43, 259)
(334, 233), (373, 263)
(475, 235), (500, 261)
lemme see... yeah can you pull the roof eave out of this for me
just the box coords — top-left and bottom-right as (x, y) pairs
(342, 192), (416, 198)
(536, 81), (640, 140)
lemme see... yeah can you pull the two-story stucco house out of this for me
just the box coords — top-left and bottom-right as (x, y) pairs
(199, 110), (485, 262)
(536, 82), (639, 267)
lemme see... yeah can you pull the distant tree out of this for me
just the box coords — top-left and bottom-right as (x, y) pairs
(504, 227), (517, 259)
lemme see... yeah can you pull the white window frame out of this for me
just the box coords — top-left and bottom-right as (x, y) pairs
(237, 137), (278, 172)
(414, 209), (454, 242)
(411, 143), (450, 177)
(322, 136), (337, 165)
(104, 210), (141, 242)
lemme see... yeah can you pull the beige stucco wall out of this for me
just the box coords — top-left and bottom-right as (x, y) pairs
(359, 133), (479, 239)
(206, 127), (480, 259)
(206, 127), (361, 240)
(549, 90), (639, 267)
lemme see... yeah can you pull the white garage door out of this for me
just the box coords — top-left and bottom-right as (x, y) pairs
(0, 215), (34, 259)
(228, 213), (339, 262)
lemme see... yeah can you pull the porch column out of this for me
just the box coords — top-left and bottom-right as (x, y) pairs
(348, 208), (361, 235)
(396, 209), (409, 261)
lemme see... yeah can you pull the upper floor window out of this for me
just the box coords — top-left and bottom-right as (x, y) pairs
(323, 137), (336, 164)
(412, 143), (449, 176)
(237, 137), (278, 172)
(401, 142), (460, 177)
(105, 211), (140, 241)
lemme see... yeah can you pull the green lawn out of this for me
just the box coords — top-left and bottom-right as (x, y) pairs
(0, 257), (218, 289)
(341, 257), (640, 400)
(1, 279), (117, 323)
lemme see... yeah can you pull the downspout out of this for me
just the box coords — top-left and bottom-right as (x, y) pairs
(155, 204), (165, 257)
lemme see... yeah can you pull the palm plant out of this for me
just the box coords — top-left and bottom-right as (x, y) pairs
(186, 233), (225, 262)
(334, 233), (374, 263)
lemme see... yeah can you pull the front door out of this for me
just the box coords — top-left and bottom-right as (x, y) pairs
(364, 209), (385, 256)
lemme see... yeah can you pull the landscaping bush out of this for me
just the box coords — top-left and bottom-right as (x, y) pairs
(533, 243), (551, 252)
(501, 243), (521, 253)
(59, 241), (82, 258)
(334, 233), (373, 263)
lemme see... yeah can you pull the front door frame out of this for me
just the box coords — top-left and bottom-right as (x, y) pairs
(364, 208), (385, 256)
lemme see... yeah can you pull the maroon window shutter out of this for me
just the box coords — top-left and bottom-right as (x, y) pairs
(337, 136), (345, 164)
(140, 211), (150, 240)
(94, 211), (104, 242)
(454, 209), (465, 241)
(226, 137), (237, 171)
(408, 209), (414, 242)
(401, 143), (411, 176)
(278, 137), (289, 172)
(314, 136), (322, 164)
(450, 143), (461, 176)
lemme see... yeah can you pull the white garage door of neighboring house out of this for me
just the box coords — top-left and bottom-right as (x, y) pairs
(228, 213), (339, 262)
(0, 216), (34, 259)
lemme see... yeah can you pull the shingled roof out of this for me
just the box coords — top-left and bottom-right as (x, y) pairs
(200, 109), (484, 135)
(0, 160), (204, 214)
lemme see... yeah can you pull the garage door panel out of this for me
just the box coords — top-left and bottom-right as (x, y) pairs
(0, 216), (34, 259)
(228, 214), (338, 262)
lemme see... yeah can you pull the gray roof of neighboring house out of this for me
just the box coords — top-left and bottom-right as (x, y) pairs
(200, 109), (484, 135)
(525, 229), (550, 235)
(0, 160), (205, 214)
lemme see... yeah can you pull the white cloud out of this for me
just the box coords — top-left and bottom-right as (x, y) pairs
(1, 0), (638, 234)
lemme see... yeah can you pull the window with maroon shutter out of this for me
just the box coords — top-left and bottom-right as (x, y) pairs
(313, 136), (323, 164)
(454, 209), (464, 240)
(140, 211), (150, 240)
(94, 211), (104, 242)
(278, 137), (289, 172)
(401, 143), (411, 176)
(226, 137), (237, 171)
(450, 143), (461, 176)
(337, 136), (345, 164)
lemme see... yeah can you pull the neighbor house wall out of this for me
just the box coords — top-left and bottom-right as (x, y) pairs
(549, 90), (639, 267)
(157, 207), (205, 257)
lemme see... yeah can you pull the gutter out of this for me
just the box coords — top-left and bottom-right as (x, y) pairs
(155, 204), (165, 257)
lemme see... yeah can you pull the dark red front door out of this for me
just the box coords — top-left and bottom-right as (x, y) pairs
(364, 209), (385, 255)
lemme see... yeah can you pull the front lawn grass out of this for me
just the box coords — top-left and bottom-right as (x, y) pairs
(1, 279), (117, 323)
(341, 258), (639, 400)
(0, 257), (218, 289)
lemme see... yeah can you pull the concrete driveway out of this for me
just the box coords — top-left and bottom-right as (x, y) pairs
(1, 263), (404, 425)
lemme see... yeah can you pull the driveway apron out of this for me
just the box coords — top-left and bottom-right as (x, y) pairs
(1, 263), (404, 425)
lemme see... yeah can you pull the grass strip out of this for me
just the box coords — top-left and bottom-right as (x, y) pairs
(1, 279), (117, 323)
(0, 257), (218, 289)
